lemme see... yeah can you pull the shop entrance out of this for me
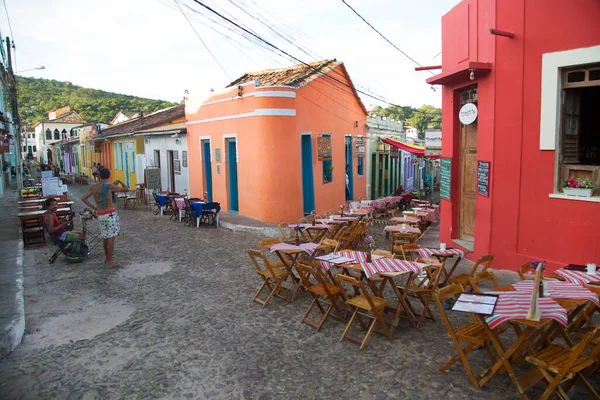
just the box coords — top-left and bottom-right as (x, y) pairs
(459, 87), (478, 242)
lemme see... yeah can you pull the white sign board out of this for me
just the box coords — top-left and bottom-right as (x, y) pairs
(459, 103), (478, 125)
(41, 171), (53, 179)
(42, 177), (60, 196)
(425, 131), (442, 157)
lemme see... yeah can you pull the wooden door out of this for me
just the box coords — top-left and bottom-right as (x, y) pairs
(459, 119), (477, 241)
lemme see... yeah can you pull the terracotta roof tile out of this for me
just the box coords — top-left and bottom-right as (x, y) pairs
(100, 105), (185, 137)
(227, 59), (340, 88)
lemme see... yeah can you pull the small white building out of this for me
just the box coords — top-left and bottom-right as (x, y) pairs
(21, 130), (38, 161)
(404, 126), (419, 142)
(110, 111), (139, 125)
(32, 106), (85, 164)
(136, 122), (189, 194)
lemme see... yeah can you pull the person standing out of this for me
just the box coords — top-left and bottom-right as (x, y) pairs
(91, 162), (99, 182)
(81, 168), (129, 268)
(345, 165), (351, 200)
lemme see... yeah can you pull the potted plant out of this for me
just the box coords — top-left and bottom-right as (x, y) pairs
(562, 177), (597, 197)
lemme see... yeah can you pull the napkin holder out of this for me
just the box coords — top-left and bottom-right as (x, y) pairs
(526, 266), (542, 321)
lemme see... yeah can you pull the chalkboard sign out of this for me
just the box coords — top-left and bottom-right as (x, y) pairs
(477, 161), (490, 197)
(440, 158), (451, 200)
(145, 168), (161, 190)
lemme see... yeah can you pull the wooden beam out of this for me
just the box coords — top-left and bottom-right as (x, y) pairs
(415, 65), (442, 71)
(489, 28), (515, 38)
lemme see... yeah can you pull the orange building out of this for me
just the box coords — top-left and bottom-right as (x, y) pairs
(185, 59), (368, 223)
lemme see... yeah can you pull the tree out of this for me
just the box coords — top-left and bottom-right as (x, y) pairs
(407, 105), (442, 139)
(16, 76), (178, 126)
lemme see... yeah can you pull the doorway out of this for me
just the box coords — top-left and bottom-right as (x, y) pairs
(301, 134), (315, 214)
(203, 141), (213, 202)
(167, 150), (176, 192)
(459, 87), (478, 242)
(227, 140), (239, 212)
(344, 136), (353, 201)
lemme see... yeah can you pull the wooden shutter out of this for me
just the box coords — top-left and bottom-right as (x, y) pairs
(561, 89), (581, 163)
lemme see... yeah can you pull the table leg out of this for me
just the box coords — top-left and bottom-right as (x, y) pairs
(440, 256), (461, 286)
(160, 206), (164, 216)
(386, 275), (417, 329)
(274, 251), (302, 302)
(479, 319), (539, 399)
(179, 209), (183, 223)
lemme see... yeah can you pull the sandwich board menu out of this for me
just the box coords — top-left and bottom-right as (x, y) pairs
(452, 293), (498, 315)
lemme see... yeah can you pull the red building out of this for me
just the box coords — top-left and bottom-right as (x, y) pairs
(427, 0), (600, 271)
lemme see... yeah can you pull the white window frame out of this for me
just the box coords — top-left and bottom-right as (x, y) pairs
(540, 45), (600, 202)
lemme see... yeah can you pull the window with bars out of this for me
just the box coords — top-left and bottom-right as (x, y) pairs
(558, 64), (600, 193)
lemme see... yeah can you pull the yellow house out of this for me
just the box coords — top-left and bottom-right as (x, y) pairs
(73, 123), (107, 178)
(98, 105), (185, 188)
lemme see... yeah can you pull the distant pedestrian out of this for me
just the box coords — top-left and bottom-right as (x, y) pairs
(92, 162), (99, 182)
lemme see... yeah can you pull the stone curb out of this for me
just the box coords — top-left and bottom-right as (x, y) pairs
(0, 230), (26, 358)
(218, 220), (280, 238)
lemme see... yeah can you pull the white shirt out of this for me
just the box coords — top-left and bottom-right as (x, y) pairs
(345, 173), (349, 187)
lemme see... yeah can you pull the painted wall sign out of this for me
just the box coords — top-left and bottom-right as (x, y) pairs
(477, 160), (490, 197)
(174, 159), (181, 174)
(215, 148), (221, 162)
(440, 157), (451, 200)
(317, 136), (332, 160)
(182, 151), (188, 168)
(459, 103), (478, 125)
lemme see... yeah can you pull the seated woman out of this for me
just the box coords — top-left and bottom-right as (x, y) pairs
(43, 198), (84, 243)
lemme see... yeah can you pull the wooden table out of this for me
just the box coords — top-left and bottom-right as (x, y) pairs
(265, 242), (318, 302)
(323, 251), (432, 331)
(476, 285), (592, 397)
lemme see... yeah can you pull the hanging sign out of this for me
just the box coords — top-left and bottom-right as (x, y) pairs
(477, 161), (490, 197)
(440, 157), (451, 200)
(459, 103), (478, 125)
(390, 146), (399, 158)
(317, 136), (332, 160)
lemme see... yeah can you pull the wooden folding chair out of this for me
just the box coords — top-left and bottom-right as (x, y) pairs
(469, 270), (500, 293)
(525, 327), (599, 400)
(391, 232), (416, 256)
(319, 238), (340, 252)
(278, 223), (293, 241)
(259, 238), (285, 269)
(295, 264), (346, 331)
(449, 254), (495, 292)
(517, 261), (535, 280)
(335, 274), (391, 350)
(433, 284), (498, 389)
(400, 243), (420, 261)
(406, 262), (444, 328)
(248, 249), (291, 307)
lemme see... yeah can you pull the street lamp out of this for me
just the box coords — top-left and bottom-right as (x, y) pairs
(16, 66), (45, 73)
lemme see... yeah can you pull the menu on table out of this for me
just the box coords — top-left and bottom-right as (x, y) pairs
(315, 254), (355, 264)
(452, 293), (498, 315)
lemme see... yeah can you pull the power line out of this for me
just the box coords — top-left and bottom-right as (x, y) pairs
(186, 0), (442, 117)
(340, 0), (434, 75)
(2, 0), (15, 42)
(173, 0), (232, 80)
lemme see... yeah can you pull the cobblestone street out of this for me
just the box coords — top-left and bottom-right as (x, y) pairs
(0, 182), (598, 399)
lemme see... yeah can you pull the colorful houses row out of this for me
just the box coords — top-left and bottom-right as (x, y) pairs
(32, 59), (437, 224)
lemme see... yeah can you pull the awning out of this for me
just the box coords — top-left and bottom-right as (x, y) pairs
(426, 62), (492, 86)
(382, 138), (440, 159)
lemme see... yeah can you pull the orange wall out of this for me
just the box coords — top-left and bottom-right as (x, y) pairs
(186, 66), (367, 223)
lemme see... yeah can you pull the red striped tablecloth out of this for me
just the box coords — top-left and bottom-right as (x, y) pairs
(390, 216), (420, 224)
(417, 248), (465, 259)
(329, 215), (360, 221)
(384, 225), (421, 234)
(269, 242), (318, 255)
(484, 292), (567, 330)
(554, 269), (600, 286)
(360, 258), (422, 279)
(512, 280), (599, 307)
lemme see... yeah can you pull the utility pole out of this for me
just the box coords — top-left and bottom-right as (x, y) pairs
(6, 36), (23, 191)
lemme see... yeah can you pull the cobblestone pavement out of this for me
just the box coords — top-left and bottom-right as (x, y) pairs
(0, 183), (598, 399)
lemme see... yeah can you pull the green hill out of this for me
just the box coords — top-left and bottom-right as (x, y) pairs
(16, 76), (179, 127)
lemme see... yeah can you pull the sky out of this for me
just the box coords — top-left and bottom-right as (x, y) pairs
(4, 0), (459, 110)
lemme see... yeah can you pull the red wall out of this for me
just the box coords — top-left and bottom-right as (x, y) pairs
(438, 0), (600, 271)
(185, 64), (367, 224)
